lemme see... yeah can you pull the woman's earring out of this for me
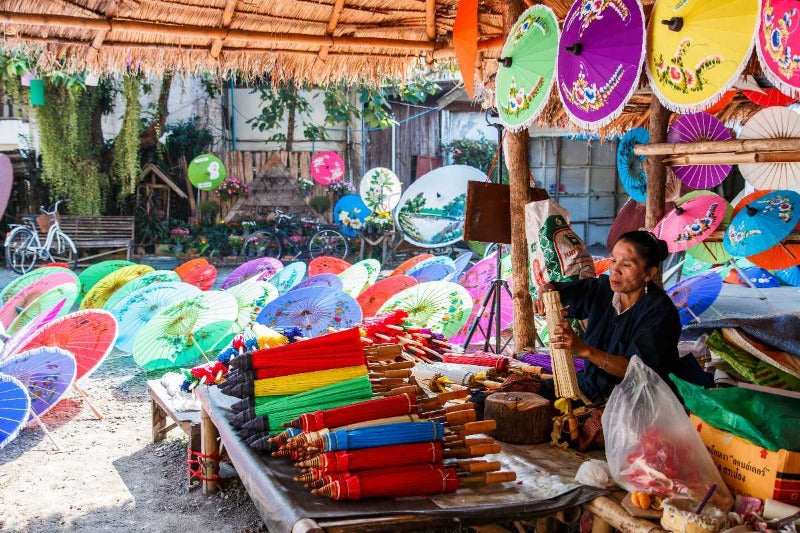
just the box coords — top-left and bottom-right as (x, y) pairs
(645, 283), (649, 295)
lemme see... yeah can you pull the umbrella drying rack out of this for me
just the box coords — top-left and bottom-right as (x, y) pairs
(634, 138), (800, 165)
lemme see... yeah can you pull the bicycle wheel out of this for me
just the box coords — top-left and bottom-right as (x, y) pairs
(307, 229), (348, 259)
(241, 231), (282, 259)
(4, 227), (38, 274)
(47, 230), (78, 269)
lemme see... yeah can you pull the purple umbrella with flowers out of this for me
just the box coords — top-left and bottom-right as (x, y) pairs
(222, 257), (284, 289)
(667, 112), (733, 189)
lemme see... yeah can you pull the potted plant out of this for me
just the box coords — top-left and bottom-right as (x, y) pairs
(242, 220), (258, 238)
(297, 177), (314, 197)
(362, 210), (393, 238)
(228, 234), (244, 255)
(217, 177), (249, 202)
(170, 227), (190, 254)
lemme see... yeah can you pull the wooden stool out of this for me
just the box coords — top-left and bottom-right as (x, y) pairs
(147, 380), (202, 485)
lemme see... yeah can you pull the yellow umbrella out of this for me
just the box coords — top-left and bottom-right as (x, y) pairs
(646, 0), (760, 113)
(80, 264), (154, 309)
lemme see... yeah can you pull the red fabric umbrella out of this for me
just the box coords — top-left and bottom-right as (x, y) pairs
(705, 90), (737, 114)
(594, 258), (612, 276)
(304, 464), (448, 488)
(316, 467), (460, 499)
(39, 262), (71, 269)
(743, 88), (796, 108)
(229, 328), (364, 371)
(294, 393), (419, 432)
(300, 441), (443, 473)
(453, 0), (478, 99)
(441, 352), (510, 371)
(357, 276), (417, 318)
(176, 259), (217, 291)
(308, 256), (351, 277)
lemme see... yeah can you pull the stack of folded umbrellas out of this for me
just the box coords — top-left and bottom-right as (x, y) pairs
(360, 311), (459, 363)
(441, 351), (549, 377)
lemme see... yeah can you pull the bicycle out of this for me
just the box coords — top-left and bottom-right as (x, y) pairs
(240, 209), (348, 260)
(4, 199), (78, 274)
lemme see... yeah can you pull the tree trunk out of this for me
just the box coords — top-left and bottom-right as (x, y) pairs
(140, 70), (174, 149)
(286, 83), (297, 153)
(644, 96), (671, 287)
(347, 86), (364, 183)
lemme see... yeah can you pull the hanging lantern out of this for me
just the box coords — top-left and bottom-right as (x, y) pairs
(29, 79), (45, 106)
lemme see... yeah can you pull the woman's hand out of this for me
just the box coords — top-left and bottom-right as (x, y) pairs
(533, 283), (556, 316)
(550, 320), (587, 356)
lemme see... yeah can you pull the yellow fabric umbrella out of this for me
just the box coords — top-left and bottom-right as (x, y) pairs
(80, 264), (154, 309)
(646, 0), (760, 113)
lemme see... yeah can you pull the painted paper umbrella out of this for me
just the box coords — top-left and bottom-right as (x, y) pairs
(390, 254), (434, 277)
(557, 0), (646, 129)
(357, 276), (418, 318)
(78, 260), (134, 298)
(607, 200), (645, 250)
(743, 88), (797, 107)
(0, 347), (76, 421)
(293, 273), (343, 291)
(338, 259), (381, 297)
(646, 0), (760, 113)
(406, 256), (457, 283)
(310, 151), (345, 185)
(0, 272), (77, 328)
(774, 266), (800, 286)
(333, 194), (371, 238)
(459, 253), (502, 297)
(666, 272), (723, 325)
(495, 4), (560, 131)
(308, 256), (351, 277)
(12, 310), (117, 381)
(256, 287), (362, 338)
(268, 261), (307, 294)
(739, 107), (800, 190)
(724, 190), (800, 257)
(747, 228), (800, 270)
(6, 284), (79, 336)
(132, 291), (238, 370)
(685, 191), (734, 264)
(0, 372), (30, 449)
(377, 281), (474, 338)
(0, 266), (77, 304)
(743, 266), (782, 288)
(667, 112), (733, 189)
(682, 255), (714, 276)
(80, 264), (154, 310)
(0, 299), (66, 361)
(654, 192), (726, 252)
(756, 0), (800, 98)
(359, 167), (402, 212)
(450, 278), (514, 345)
(221, 257), (283, 289)
(101, 270), (180, 311)
(0, 154), (13, 221)
(450, 252), (474, 283)
(225, 279), (279, 329)
(111, 281), (201, 353)
(175, 258), (217, 291)
(594, 257), (612, 276)
(617, 128), (649, 203)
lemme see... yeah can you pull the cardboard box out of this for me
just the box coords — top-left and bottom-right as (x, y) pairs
(691, 415), (800, 503)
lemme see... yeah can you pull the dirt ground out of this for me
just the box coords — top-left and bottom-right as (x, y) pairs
(0, 348), (267, 533)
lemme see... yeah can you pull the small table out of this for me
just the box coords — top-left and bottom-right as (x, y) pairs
(148, 380), (202, 484)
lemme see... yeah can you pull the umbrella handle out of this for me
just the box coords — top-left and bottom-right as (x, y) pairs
(660, 17), (683, 32)
(29, 409), (61, 451)
(189, 335), (211, 362)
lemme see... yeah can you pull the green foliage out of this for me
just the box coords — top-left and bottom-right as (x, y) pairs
(309, 195), (331, 213)
(247, 82), (310, 133)
(135, 205), (168, 245)
(111, 74), (142, 199)
(163, 116), (213, 165)
(442, 136), (500, 176)
(199, 200), (220, 224)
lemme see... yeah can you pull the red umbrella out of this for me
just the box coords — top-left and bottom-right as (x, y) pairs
(607, 200), (645, 250)
(308, 256), (351, 277)
(453, 0), (478, 99)
(39, 262), (71, 270)
(303, 464), (448, 488)
(291, 393), (419, 432)
(390, 254), (434, 277)
(705, 90), (736, 114)
(298, 441), (443, 473)
(743, 88), (796, 108)
(176, 259), (217, 291)
(594, 258), (612, 276)
(357, 276), (418, 318)
(441, 352), (510, 371)
(316, 467), (461, 499)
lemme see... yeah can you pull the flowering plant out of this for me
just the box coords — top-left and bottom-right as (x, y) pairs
(363, 210), (393, 236)
(228, 234), (244, 249)
(297, 177), (314, 195)
(327, 180), (355, 196)
(170, 227), (190, 244)
(217, 177), (249, 200)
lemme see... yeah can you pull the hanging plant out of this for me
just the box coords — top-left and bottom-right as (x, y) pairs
(111, 74), (142, 198)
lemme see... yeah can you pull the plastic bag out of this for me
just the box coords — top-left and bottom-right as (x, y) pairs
(602, 357), (732, 510)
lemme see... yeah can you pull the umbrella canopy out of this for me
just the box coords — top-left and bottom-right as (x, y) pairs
(406, 256), (457, 283)
(256, 287), (362, 338)
(460, 252), (507, 295)
(667, 112), (733, 189)
(78, 260), (134, 298)
(0, 266), (78, 304)
(6, 284), (79, 336)
(338, 259), (380, 297)
(80, 264), (154, 309)
(359, 167), (402, 212)
(654, 192), (726, 252)
(132, 291), (238, 370)
(557, 0), (645, 129)
(356, 276), (418, 318)
(450, 252), (474, 283)
(724, 190), (800, 256)
(12, 310), (117, 381)
(739, 107), (800, 189)
(705, 90), (737, 114)
(309, 256), (351, 277)
(646, 0), (760, 113)
(607, 200), (646, 250)
(377, 281), (473, 338)
(756, 1), (800, 98)
(333, 194), (371, 238)
(685, 191), (735, 264)
(682, 255), (714, 277)
(495, 4), (560, 131)
(775, 266), (800, 286)
(0, 272), (77, 328)
(743, 88), (797, 107)
(747, 232), (800, 270)
(741, 266), (782, 287)
(450, 278), (514, 345)
(667, 272), (723, 325)
(268, 261), (307, 294)
(225, 279), (280, 329)
(101, 270), (181, 311)
(0, 372), (30, 449)
(0, 299), (66, 361)
(293, 274), (344, 291)
(310, 151), (345, 185)
(0, 347), (76, 421)
(0, 154), (12, 221)
(111, 281), (201, 353)
(175, 259), (217, 291)
(221, 257), (283, 289)
(390, 254), (434, 277)
(617, 128), (649, 203)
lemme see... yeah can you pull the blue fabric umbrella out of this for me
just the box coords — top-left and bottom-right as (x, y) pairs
(724, 191), (800, 257)
(666, 272), (723, 325)
(0, 372), (30, 449)
(0, 347), (76, 421)
(407, 256), (457, 283)
(292, 273), (343, 291)
(740, 267), (781, 288)
(774, 266), (800, 287)
(321, 420), (445, 452)
(333, 194), (371, 238)
(268, 261), (307, 294)
(617, 128), (649, 203)
(256, 287), (362, 338)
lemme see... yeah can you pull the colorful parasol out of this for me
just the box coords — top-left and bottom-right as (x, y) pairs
(12, 310), (117, 381)
(452, 0), (479, 98)
(666, 272), (723, 325)
(268, 261), (307, 294)
(0, 299), (66, 361)
(221, 257), (283, 289)
(310, 151), (345, 185)
(606, 201), (647, 250)
(646, 0), (760, 113)
(746, 228), (800, 270)
(741, 266), (781, 288)
(377, 281), (473, 338)
(450, 278), (514, 345)
(78, 260), (134, 298)
(557, 0), (646, 129)
(80, 264), (154, 309)
(225, 279), (280, 329)
(338, 259), (380, 297)
(594, 257), (612, 276)
(0, 347), (76, 420)
(356, 276), (418, 318)
(406, 256), (457, 283)
(617, 128), (649, 203)
(0, 266), (77, 304)
(724, 190), (800, 257)
(459, 252), (507, 296)
(111, 281), (201, 353)
(774, 265), (800, 286)
(101, 270), (180, 311)
(450, 252), (474, 283)
(685, 191), (735, 264)
(333, 194), (371, 238)
(743, 88), (797, 107)
(0, 372), (30, 449)
(175, 259), (217, 291)
(756, 0), (800, 98)
(290, 392), (418, 432)
(495, 5), (560, 131)
(682, 255), (714, 276)
(309, 256), (351, 277)
(390, 254), (434, 277)
(132, 291), (238, 370)
(6, 284), (78, 336)
(704, 90), (737, 114)
(359, 167), (402, 212)
(654, 192), (726, 252)
(174, 258), (209, 278)
(0, 272), (77, 327)
(256, 287), (362, 337)
(293, 274), (343, 291)
(667, 112), (733, 189)
(739, 107), (800, 189)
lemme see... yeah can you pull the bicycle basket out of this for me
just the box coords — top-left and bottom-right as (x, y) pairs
(36, 213), (59, 233)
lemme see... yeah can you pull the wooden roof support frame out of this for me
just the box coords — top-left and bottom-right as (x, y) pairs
(318, 0), (346, 61)
(86, 0), (117, 64)
(210, 0), (237, 60)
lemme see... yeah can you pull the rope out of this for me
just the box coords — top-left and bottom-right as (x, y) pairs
(484, 130), (507, 183)
(186, 448), (223, 482)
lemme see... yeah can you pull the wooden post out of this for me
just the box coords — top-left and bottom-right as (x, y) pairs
(200, 407), (219, 494)
(644, 96), (670, 287)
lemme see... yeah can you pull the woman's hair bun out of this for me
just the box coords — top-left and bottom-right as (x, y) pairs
(656, 238), (670, 262)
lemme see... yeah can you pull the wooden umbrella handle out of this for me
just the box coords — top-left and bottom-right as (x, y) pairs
(459, 471), (517, 487)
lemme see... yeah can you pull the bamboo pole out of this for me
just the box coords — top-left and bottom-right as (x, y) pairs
(644, 97), (670, 287)
(209, 0), (237, 59)
(86, 0), (117, 65)
(634, 138), (800, 156)
(665, 151), (800, 166)
(432, 35), (505, 59)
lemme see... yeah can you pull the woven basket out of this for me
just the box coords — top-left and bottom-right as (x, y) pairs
(36, 213), (59, 233)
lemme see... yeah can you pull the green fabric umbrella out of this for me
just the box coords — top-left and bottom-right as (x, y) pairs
(495, 4), (559, 132)
(102, 270), (180, 311)
(0, 267), (78, 304)
(6, 284), (78, 335)
(78, 260), (134, 298)
(377, 281), (473, 338)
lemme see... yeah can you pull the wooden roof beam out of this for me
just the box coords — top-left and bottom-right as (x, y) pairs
(87, 0), (117, 64)
(432, 35), (504, 59)
(210, 0), (237, 59)
(426, 0), (436, 39)
(319, 0), (346, 61)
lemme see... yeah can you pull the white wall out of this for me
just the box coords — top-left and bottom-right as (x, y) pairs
(0, 119), (30, 151)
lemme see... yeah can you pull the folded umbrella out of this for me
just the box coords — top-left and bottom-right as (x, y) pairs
(288, 393), (419, 432)
(321, 420), (446, 452)
(297, 441), (443, 473)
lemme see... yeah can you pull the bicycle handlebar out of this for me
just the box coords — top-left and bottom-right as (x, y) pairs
(40, 199), (68, 215)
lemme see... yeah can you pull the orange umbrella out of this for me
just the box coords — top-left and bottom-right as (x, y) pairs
(453, 0), (478, 98)
(390, 254), (434, 277)
(724, 269), (746, 284)
(705, 90), (736, 114)
(308, 256), (351, 277)
(356, 276), (418, 318)
(174, 258), (208, 277)
(594, 258), (612, 276)
(175, 259), (217, 291)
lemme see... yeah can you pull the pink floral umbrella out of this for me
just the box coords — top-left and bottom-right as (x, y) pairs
(310, 151), (345, 185)
(654, 193), (726, 253)
(449, 279), (514, 345)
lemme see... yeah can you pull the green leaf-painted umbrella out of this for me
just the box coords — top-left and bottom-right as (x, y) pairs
(77, 260), (134, 298)
(338, 259), (381, 297)
(225, 279), (280, 329)
(132, 291), (238, 371)
(377, 281), (473, 338)
(495, 4), (560, 132)
(0, 267), (78, 304)
(101, 270), (180, 311)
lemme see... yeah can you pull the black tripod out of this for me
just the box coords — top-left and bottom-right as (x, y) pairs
(461, 111), (514, 354)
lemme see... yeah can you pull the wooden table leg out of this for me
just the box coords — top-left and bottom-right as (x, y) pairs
(200, 406), (220, 494)
(151, 398), (167, 443)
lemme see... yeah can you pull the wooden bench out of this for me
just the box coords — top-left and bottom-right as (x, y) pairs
(148, 380), (202, 486)
(58, 215), (135, 264)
